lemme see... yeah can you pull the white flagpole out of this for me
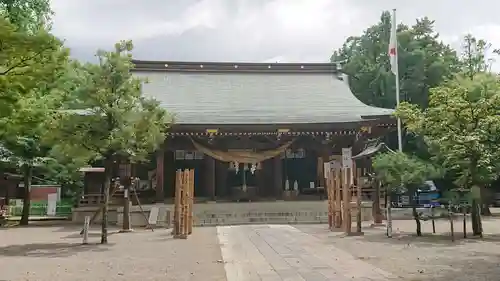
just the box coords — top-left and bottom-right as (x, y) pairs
(392, 9), (403, 152)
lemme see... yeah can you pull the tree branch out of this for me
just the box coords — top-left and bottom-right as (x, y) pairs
(0, 51), (44, 76)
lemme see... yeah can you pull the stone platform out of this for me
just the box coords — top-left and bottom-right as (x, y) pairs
(72, 200), (374, 227)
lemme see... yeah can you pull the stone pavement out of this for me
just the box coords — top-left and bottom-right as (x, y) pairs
(217, 225), (395, 281)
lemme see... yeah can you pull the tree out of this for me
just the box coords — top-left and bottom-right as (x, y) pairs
(373, 151), (442, 236)
(397, 73), (500, 236)
(0, 16), (67, 135)
(0, 15), (69, 224)
(331, 11), (460, 110)
(50, 41), (169, 244)
(458, 35), (498, 216)
(460, 34), (494, 77)
(0, 0), (52, 32)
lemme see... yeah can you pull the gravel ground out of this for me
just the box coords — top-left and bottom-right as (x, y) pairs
(0, 225), (227, 281)
(296, 218), (500, 281)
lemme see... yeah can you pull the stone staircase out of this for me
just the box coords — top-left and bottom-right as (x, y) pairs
(192, 201), (329, 226)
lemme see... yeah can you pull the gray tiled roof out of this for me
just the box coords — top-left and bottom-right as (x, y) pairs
(134, 67), (393, 125)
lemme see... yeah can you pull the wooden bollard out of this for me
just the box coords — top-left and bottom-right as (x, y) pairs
(188, 169), (194, 234)
(342, 168), (352, 234)
(82, 216), (90, 244)
(334, 169), (342, 228)
(327, 174), (333, 229)
(173, 170), (182, 237)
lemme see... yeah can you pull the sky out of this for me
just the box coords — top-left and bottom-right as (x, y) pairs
(50, 0), (500, 67)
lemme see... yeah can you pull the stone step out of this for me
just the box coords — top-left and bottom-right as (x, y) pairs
(195, 211), (328, 218)
(194, 215), (330, 226)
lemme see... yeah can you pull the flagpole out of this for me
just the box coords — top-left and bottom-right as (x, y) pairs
(392, 9), (403, 152)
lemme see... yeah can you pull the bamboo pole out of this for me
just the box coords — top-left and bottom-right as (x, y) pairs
(327, 172), (333, 229)
(334, 168), (342, 228)
(342, 168), (352, 234)
(180, 170), (189, 239)
(187, 169), (194, 235)
(173, 170), (182, 236)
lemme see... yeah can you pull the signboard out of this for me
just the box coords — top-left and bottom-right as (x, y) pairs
(148, 206), (160, 226)
(46, 193), (57, 216)
(400, 195), (410, 205)
(323, 162), (331, 179)
(341, 148), (352, 168)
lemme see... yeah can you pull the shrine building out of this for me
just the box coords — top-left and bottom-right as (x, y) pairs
(130, 60), (395, 203)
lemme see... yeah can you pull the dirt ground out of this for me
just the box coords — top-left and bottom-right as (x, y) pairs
(296, 217), (500, 281)
(0, 225), (226, 281)
(3, 218), (500, 281)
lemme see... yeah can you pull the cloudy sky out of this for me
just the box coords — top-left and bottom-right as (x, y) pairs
(50, 0), (500, 65)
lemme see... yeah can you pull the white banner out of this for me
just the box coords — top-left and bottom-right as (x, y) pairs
(341, 148), (352, 169)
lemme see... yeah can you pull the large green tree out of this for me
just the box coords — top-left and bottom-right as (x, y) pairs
(0, 14), (69, 224)
(50, 41), (169, 243)
(0, 16), (66, 133)
(397, 73), (500, 236)
(332, 11), (460, 110)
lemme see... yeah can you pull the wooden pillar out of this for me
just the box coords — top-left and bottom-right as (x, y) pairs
(215, 161), (228, 199)
(342, 167), (352, 234)
(204, 156), (216, 200)
(155, 150), (165, 203)
(273, 156), (283, 199)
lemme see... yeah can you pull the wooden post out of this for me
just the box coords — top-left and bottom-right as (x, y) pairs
(342, 168), (352, 234)
(181, 170), (189, 238)
(173, 170), (182, 236)
(273, 156), (283, 199)
(188, 169), (194, 234)
(204, 157), (216, 200)
(326, 172), (333, 229)
(334, 168), (342, 228)
(82, 216), (90, 244)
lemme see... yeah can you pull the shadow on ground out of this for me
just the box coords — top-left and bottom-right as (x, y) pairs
(0, 242), (113, 258)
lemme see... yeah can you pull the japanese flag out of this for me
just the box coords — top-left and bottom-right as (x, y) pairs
(388, 11), (398, 75)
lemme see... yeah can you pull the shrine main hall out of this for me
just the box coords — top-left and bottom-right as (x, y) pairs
(130, 60), (394, 203)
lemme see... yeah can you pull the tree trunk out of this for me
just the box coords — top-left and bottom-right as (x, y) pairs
(20, 165), (33, 226)
(449, 208), (455, 242)
(471, 199), (483, 237)
(412, 206), (422, 236)
(386, 191), (392, 238)
(373, 181), (383, 224)
(463, 207), (467, 238)
(101, 159), (113, 244)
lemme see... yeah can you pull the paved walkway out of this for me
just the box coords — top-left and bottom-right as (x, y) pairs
(217, 225), (394, 281)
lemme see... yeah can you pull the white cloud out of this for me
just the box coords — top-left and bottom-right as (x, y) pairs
(49, 0), (500, 64)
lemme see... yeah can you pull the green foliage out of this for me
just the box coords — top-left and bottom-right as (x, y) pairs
(397, 73), (500, 187)
(0, 16), (68, 133)
(49, 40), (170, 163)
(0, 0), (52, 32)
(372, 151), (442, 192)
(331, 11), (460, 109)
(460, 34), (495, 77)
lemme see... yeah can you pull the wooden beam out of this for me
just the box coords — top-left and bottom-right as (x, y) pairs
(273, 156), (283, 199)
(204, 156), (216, 200)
